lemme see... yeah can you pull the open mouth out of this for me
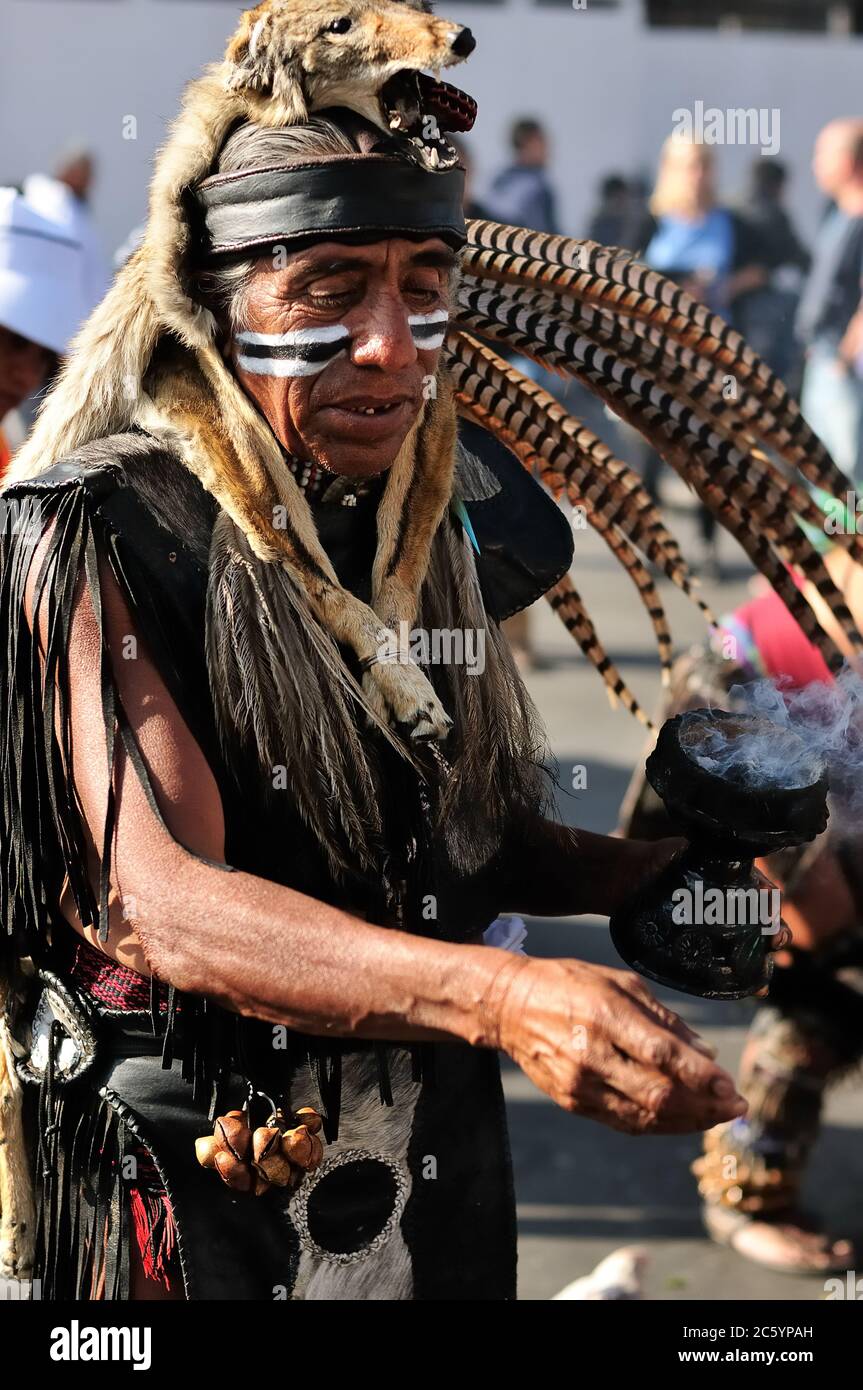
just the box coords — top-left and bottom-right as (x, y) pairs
(332, 399), (408, 417)
(343, 401), (402, 415)
(379, 71), (477, 170)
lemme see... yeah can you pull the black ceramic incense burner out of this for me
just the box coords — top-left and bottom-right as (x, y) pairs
(609, 709), (829, 999)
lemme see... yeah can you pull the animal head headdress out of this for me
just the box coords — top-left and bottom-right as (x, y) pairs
(10, 0), (863, 730)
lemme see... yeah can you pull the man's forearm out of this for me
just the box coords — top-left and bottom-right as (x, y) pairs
(504, 817), (684, 918)
(127, 833), (523, 1051)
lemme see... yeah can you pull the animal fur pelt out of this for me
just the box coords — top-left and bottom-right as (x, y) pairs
(10, 0), (476, 742)
(0, 976), (35, 1283)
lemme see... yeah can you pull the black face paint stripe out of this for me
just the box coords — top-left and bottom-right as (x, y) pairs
(238, 339), (348, 363)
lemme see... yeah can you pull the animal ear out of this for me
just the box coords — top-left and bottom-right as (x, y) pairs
(225, 11), (275, 93)
(226, 8), (268, 66)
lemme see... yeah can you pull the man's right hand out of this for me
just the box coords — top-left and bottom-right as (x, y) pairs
(490, 956), (746, 1135)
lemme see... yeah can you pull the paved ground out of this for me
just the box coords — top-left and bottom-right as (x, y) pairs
(507, 476), (863, 1301)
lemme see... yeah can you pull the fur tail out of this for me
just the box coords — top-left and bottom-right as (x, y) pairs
(0, 1003), (35, 1282)
(7, 251), (160, 482)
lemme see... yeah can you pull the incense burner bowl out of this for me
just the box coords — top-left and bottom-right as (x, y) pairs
(609, 709), (828, 999)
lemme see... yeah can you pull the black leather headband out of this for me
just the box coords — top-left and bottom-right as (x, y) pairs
(195, 155), (467, 258)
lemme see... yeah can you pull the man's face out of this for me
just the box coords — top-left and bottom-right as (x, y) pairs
(231, 237), (456, 478)
(0, 324), (54, 422)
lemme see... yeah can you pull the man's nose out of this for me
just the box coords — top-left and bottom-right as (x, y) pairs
(350, 294), (418, 372)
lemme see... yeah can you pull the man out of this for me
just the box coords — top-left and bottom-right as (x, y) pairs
(586, 173), (654, 253)
(0, 95), (753, 1300)
(736, 159), (810, 382)
(796, 118), (863, 482)
(619, 536), (863, 1275)
(488, 116), (559, 235)
(0, 188), (88, 480)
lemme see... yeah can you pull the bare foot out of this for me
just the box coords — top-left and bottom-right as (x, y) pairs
(705, 1204), (854, 1275)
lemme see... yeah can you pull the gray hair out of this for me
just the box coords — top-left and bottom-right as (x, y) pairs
(195, 118), (359, 330)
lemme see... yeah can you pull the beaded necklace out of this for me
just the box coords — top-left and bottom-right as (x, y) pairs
(286, 454), (375, 508)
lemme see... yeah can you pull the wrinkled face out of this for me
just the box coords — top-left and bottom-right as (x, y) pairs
(230, 236), (455, 477)
(0, 324), (54, 421)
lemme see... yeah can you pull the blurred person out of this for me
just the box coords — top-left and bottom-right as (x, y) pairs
(626, 173), (657, 254)
(796, 118), (863, 485)
(488, 116), (559, 235)
(587, 173), (630, 248)
(587, 173), (654, 254)
(449, 136), (491, 221)
(740, 160), (810, 277)
(646, 136), (769, 317)
(642, 138), (769, 572)
(23, 147), (110, 313)
(0, 188), (88, 481)
(488, 118), (566, 414)
(618, 519), (863, 1275)
(736, 159), (810, 382)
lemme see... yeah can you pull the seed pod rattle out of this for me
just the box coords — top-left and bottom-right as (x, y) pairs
(195, 1104), (324, 1197)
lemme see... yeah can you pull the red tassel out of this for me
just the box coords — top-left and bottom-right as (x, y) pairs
(128, 1183), (177, 1290)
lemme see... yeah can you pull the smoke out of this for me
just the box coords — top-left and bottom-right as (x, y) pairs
(690, 723), (823, 791)
(696, 667), (863, 829)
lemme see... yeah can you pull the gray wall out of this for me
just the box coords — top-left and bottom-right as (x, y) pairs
(2, 0), (862, 257)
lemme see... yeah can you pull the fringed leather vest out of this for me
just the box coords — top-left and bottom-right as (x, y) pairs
(0, 423), (572, 1300)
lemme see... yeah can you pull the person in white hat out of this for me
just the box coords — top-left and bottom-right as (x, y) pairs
(23, 148), (110, 310)
(0, 187), (90, 479)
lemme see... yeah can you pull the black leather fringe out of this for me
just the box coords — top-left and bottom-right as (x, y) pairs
(32, 1049), (130, 1301)
(1, 467), (450, 1189)
(1, 487), (97, 960)
(0, 481), (236, 1117)
(31, 1064), (188, 1301)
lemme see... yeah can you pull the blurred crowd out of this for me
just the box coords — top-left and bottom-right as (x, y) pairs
(450, 114), (863, 664)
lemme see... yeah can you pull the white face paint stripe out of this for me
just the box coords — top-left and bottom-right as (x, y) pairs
(236, 348), (348, 378)
(235, 308), (448, 379)
(408, 310), (449, 351)
(236, 325), (350, 348)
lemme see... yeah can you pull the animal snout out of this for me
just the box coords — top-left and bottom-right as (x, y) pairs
(450, 26), (475, 58)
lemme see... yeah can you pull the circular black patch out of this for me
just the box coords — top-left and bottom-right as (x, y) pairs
(305, 1158), (398, 1256)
